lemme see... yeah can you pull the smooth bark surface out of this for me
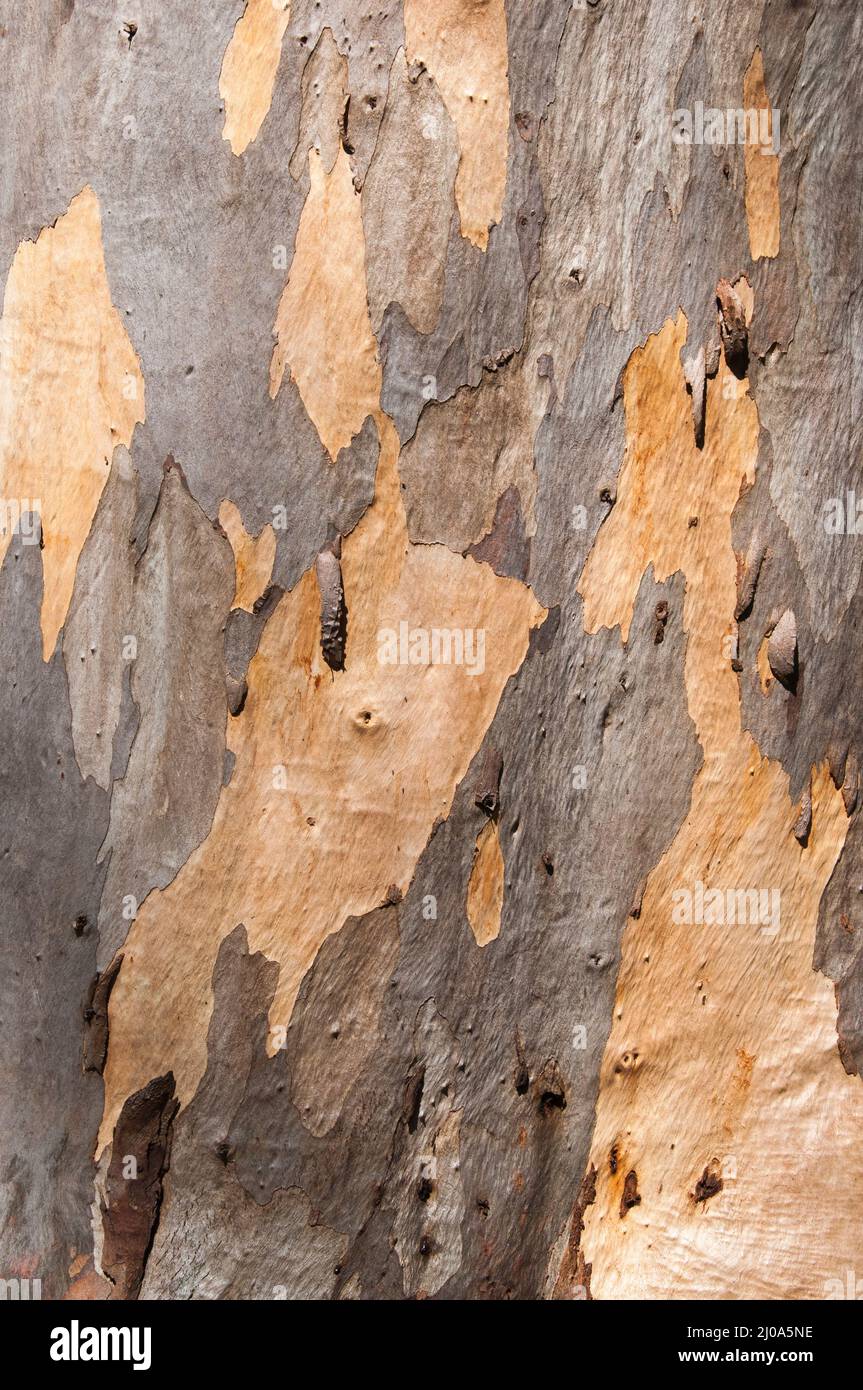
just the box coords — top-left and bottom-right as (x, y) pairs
(0, 0), (860, 1301)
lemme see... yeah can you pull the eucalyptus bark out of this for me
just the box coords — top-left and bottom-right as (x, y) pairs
(1, 0), (861, 1303)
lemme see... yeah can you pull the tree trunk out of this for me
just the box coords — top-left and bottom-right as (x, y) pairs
(1, 0), (861, 1303)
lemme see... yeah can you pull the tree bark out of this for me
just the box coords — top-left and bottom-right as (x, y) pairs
(1, 0), (861, 1302)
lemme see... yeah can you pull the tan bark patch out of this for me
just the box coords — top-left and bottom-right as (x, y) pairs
(404, 0), (510, 251)
(218, 499), (276, 612)
(466, 818), (505, 946)
(99, 415), (544, 1151)
(63, 1254), (112, 1301)
(577, 315), (861, 1299)
(744, 48), (780, 261)
(0, 186), (145, 661)
(757, 632), (774, 695)
(219, 0), (291, 157)
(269, 146), (382, 460)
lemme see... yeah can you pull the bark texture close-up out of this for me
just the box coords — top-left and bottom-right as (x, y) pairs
(1, 0), (861, 1304)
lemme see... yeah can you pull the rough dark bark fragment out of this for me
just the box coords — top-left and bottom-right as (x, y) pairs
(693, 1163), (724, 1206)
(619, 1169), (642, 1218)
(551, 1165), (596, 1301)
(716, 277), (749, 377)
(82, 955), (123, 1074)
(473, 746), (504, 817)
(101, 1073), (179, 1300)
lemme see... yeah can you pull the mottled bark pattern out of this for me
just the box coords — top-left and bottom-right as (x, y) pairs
(0, 0), (860, 1301)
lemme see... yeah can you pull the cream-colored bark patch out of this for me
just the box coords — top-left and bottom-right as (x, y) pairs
(0, 186), (145, 661)
(466, 818), (504, 946)
(744, 49), (780, 260)
(576, 315), (860, 1299)
(218, 499), (276, 612)
(99, 414), (544, 1151)
(756, 632), (773, 695)
(270, 146), (382, 459)
(219, 0), (291, 157)
(404, 0), (510, 251)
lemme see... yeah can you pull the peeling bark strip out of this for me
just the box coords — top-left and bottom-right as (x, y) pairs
(767, 608), (797, 689)
(841, 754), (859, 817)
(683, 346), (706, 449)
(315, 536), (347, 671)
(473, 745), (503, 816)
(793, 782), (812, 846)
(362, 47), (458, 335)
(716, 278), (749, 377)
(82, 955), (123, 1075)
(550, 1165), (596, 1301)
(100, 1074), (179, 1300)
(734, 533), (766, 621)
